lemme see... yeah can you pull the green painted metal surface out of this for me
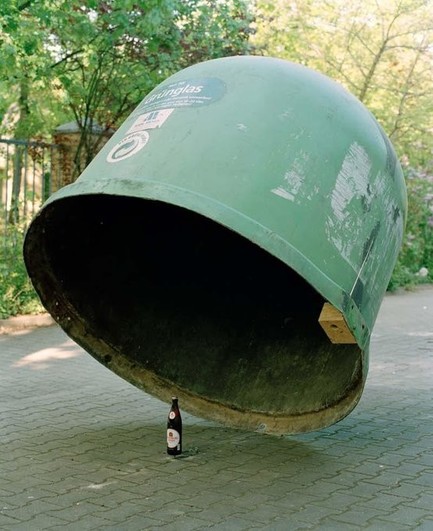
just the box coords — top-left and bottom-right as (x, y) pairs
(24, 56), (406, 433)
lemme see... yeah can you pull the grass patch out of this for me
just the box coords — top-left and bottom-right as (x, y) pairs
(0, 227), (44, 319)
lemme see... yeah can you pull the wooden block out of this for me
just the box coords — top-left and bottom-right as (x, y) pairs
(318, 302), (357, 344)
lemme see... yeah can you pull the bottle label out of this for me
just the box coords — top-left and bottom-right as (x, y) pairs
(167, 429), (180, 448)
(169, 412), (176, 420)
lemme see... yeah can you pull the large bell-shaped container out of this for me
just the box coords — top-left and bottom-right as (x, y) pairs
(24, 56), (406, 434)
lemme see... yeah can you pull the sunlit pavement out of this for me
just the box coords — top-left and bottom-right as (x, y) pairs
(1, 287), (433, 530)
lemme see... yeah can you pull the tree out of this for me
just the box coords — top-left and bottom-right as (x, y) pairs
(0, 0), (254, 175)
(253, 0), (433, 167)
(0, 1), (68, 139)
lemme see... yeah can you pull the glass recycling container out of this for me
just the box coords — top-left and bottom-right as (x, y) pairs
(24, 56), (406, 433)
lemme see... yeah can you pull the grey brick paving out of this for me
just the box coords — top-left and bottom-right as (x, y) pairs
(1, 287), (433, 529)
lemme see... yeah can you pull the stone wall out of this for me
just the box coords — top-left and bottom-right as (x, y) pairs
(51, 121), (114, 192)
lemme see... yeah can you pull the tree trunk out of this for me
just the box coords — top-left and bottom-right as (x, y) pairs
(9, 77), (30, 224)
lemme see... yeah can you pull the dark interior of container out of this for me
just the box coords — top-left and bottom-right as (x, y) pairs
(25, 195), (361, 415)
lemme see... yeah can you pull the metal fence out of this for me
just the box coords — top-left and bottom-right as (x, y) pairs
(0, 138), (61, 259)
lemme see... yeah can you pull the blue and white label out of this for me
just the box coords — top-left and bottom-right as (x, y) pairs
(135, 77), (226, 114)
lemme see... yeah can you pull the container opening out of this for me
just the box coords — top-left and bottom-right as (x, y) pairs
(26, 195), (361, 419)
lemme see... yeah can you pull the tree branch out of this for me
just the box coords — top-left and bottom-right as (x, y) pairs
(18, 0), (35, 11)
(50, 50), (84, 69)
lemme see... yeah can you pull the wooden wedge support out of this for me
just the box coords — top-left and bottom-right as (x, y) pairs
(319, 302), (357, 344)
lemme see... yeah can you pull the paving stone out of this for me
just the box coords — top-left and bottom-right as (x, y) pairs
(288, 503), (343, 525)
(415, 518), (433, 530)
(6, 513), (70, 530)
(1, 499), (67, 523)
(358, 492), (405, 511)
(406, 492), (433, 510)
(266, 491), (320, 509)
(324, 469), (378, 488)
(99, 520), (161, 531)
(331, 480), (382, 500)
(188, 502), (244, 523)
(313, 492), (367, 511)
(309, 521), (360, 531)
(352, 519), (412, 530)
(377, 505), (432, 526)
(179, 489), (232, 509)
(382, 481), (428, 499)
(257, 520), (314, 531)
(207, 515), (261, 530)
(406, 473), (433, 487)
(364, 470), (412, 487)
(0, 513), (21, 527)
(1, 287), (433, 529)
(410, 453), (433, 467)
(331, 505), (392, 526)
(48, 515), (118, 530)
(162, 516), (214, 530)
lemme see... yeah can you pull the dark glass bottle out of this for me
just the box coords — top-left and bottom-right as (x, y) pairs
(167, 396), (182, 455)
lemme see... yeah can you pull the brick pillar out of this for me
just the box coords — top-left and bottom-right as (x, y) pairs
(51, 121), (114, 192)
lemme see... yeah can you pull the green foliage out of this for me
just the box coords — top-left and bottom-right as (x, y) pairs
(253, 0), (433, 169)
(0, 0), (253, 144)
(388, 165), (433, 290)
(0, 228), (44, 319)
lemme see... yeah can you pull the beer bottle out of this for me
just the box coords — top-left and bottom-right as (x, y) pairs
(167, 396), (182, 456)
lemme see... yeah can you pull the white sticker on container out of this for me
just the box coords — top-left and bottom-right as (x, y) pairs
(128, 108), (174, 134)
(106, 131), (149, 163)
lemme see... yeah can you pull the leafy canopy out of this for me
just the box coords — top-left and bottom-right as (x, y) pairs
(0, 0), (253, 140)
(253, 0), (433, 167)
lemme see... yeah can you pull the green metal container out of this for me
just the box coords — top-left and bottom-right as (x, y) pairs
(24, 56), (406, 433)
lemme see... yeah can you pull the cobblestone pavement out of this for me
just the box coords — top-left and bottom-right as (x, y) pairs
(1, 287), (433, 530)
